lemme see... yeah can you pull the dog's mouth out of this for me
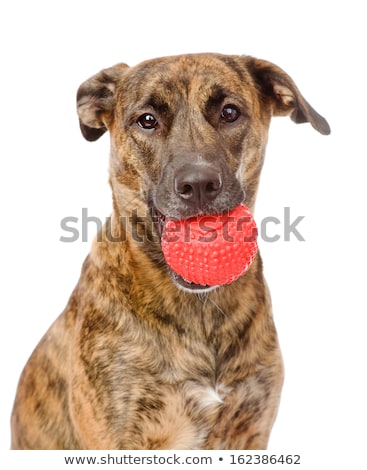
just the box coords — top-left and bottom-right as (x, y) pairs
(171, 271), (217, 293)
(152, 207), (218, 293)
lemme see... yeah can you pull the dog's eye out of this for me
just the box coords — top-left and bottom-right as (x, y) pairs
(220, 105), (241, 123)
(137, 113), (158, 130)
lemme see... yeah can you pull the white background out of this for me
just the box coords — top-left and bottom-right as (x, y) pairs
(1, 0), (366, 467)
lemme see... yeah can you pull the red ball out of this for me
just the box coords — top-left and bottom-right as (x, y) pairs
(161, 204), (258, 286)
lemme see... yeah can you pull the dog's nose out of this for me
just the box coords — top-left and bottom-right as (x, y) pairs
(174, 164), (222, 206)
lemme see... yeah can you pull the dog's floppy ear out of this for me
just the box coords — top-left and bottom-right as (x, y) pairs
(77, 63), (129, 141)
(245, 57), (330, 135)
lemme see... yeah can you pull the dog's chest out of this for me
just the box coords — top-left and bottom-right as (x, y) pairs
(135, 381), (233, 449)
(189, 382), (232, 413)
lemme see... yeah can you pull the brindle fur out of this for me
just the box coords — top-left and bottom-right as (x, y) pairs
(11, 53), (330, 449)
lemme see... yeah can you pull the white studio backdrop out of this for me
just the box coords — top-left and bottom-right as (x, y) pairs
(1, 0), (366, 468)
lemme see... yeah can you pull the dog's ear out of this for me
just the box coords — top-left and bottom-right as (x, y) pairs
(77, 63), (129, 141)
(245, 57), (330, 135)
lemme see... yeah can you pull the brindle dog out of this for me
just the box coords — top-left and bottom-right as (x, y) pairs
(11, 53), (330, 449)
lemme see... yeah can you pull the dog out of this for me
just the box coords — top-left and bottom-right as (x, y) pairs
(11, 53), (330, 450)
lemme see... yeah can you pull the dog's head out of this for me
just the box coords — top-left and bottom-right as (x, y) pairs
(77, 53), (329, 289)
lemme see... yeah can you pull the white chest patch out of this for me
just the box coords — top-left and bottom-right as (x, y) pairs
(201, 384), (232, 408)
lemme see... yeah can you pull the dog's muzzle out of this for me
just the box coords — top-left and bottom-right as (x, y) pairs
(151, 162), (245, 293)
(173, 163), (223, 208)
